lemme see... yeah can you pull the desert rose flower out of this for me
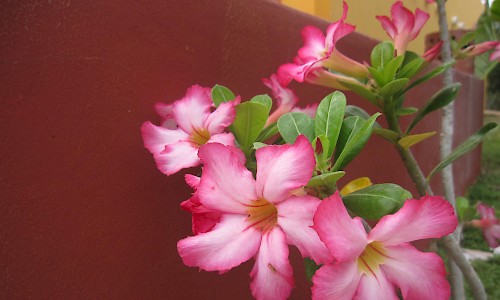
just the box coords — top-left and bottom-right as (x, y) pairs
(471, 202), (500, 248)
(141, 85), (237, 175)
(456, 41), (498, 59)
(279, 1), (368, 87)
(178, 136), (331, 300)
(312, 192), (457, 300)
(376, 1), (430, 55)
(423, 41), (443, 62)
(262, 74), (299, 126)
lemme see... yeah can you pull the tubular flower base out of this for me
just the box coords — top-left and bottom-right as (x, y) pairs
(177, 136), (331, 300)
(141, 85), (237, 175)
(376, 1), (429, 55)
(312, 192), (457, 300)
(457, 41), (499, 59)
(471, 202), (500, 248)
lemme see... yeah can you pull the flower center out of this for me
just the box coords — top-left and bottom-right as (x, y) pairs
(246, 199), (278, 232)
(357, 242), (389, 276)
(189, 128), (211, 146)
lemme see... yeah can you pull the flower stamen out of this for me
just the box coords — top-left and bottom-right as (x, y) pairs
(246, 199), (278, 232)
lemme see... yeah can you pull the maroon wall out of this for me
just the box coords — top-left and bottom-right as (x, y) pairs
(0, 0), (483, 299)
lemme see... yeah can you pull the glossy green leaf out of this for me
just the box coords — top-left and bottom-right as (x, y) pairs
(277, 112), (315, 144)
(342, 183), (407, 220)
(336, 78), (379, 107)
(345, 105), (373, 121)
(427, 122), (498, 180)
(406, 83), (461, 134)
(250, 94), (272, 114)
(256, 122), (278, 142)
(307, 171), (345, 188)
(397, 57), (425, 79)
(402, 60), (455, 93)
(381, 55), (405, 85)
(253, 142), (267, 150)
(304, 258), (321, 281)
(373, 128), (399, 142)
(371, 41), (395, 70)
(332, 113), (380, 171)
(381, 78), (409, 99)
(232, 102), (268, 154)
(211, 84), (236, 107)
(368, 66), (386, 87)
(398, 132), (436, 149)
(315, 91), (346, 157)
(396, 107), (418, 116)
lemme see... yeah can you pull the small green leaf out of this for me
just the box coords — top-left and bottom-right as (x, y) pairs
(232, 102), (268, 155)
(398, 132), (436, 149)
(406, 83), (461, 134)
(304, 258), (321, 281)
(456, 196), (475, 222)
(427, 122), (498, 180)
(396, 107), (418, 116)
(332, 113), (380, 171)
(371, 41), (395, 70)
(211, 84), (236, 107)
(381, 78), (409, 99)
(342, 183), (407, 220)
(256, 122), (279, 142)
(456, 31), (477, 49)
(250, 94), (272, 114)
(307, 171), (345, 188)
(277, 112), (315, 144)
(336, 78), (379, 107)
(403, 60), (455, 93)
(345, 105), (373, 121)
(367, 66), (386, 87)
(373, 128), (400, 142)
(381, 55), (405, 85)
(253, 142), (267, 150)
(315, 91), (347, 158)
(397, 57), (425, 79)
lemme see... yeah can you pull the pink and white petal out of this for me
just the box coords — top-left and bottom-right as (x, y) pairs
(207, 132), (236, 147)
(173, 85), (212, 133)
(298, 26), (326, 60)
(204, 101), (236, 134)
(328, 22), (355, 49)
(277, 195), (332, 264)
(197, 143), (257, 214)
(375, 16), (397, 39)
(484, 225), (500, 248)
(477, 202), (497, 221)
(250, 228), (294, 300)
(312, 192), (367, 262)
(353, 270), (398, 300)
(255, 135), (315, 203)
(410, 9), (430, 38)
(382, 244), (450, 300)
(278, 62), (309, 83)
(191, 211), (222, 235)
(185, 174), (201, 189)
(391, 1), (414, 35)
(154, 102), (177, 129)
(311, 261), (361, 300)
(178, 214), (261, 272)
(368, 196), (457, 245)
(141, 121), (188, 154)
(155, 140), (200, 175)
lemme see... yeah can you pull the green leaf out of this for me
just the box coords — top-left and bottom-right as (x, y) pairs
(307, 171), (345, 188)
(396, 107), (418, 116)
(368, 66), (386, 87)
(304, 258), (321, 281)
(373, 128), (399, 142)
(342, 183), (407, 220)
(397, 57), (425, 79)
(277, 112), (315, 144)
(211, 84), (236, 107)
(406, 83), (461, 134)
(474, 13), (500, 78)
(371, 41), (395, 70)
(315, 91), (347, 158)
(381, 55), (405, 85)
(336, 78), (379, 107)
(381, 78), (409, 99)
(253, 142), (267, 150)
(250, 94), (272, 114)
(427, 122), (498, 180)
(398, 132), (436, 149)
(402, 60), (455, 93)
(492, 0), (500, 18)
(256, 122), (278, 142)
(345, 105), (373, 121)
(457, 31), (477, 49)
(332, 113), (380, 171)
(232, 102), (268, 155)
(456, 196), (476, 222)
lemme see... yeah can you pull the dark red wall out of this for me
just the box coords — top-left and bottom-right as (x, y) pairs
(0, 0), (483, 298)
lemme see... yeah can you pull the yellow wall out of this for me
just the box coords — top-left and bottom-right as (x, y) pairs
(281, 0), (485, 53)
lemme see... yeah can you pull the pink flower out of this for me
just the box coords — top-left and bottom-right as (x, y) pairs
(423, 41), (443, 62)
(376, 1), (430, 55)
(292, 103), (318, 118)
(490, 42), (500, 62)
(312, 192), (457, 300)
(279, 1), (368, 88)
(457, 41), (498, 59)
(262, 74), (299, 126)
(177, 136), (331, 300)
(141, 85), (237, 175)
(471, 203), (500, 248)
